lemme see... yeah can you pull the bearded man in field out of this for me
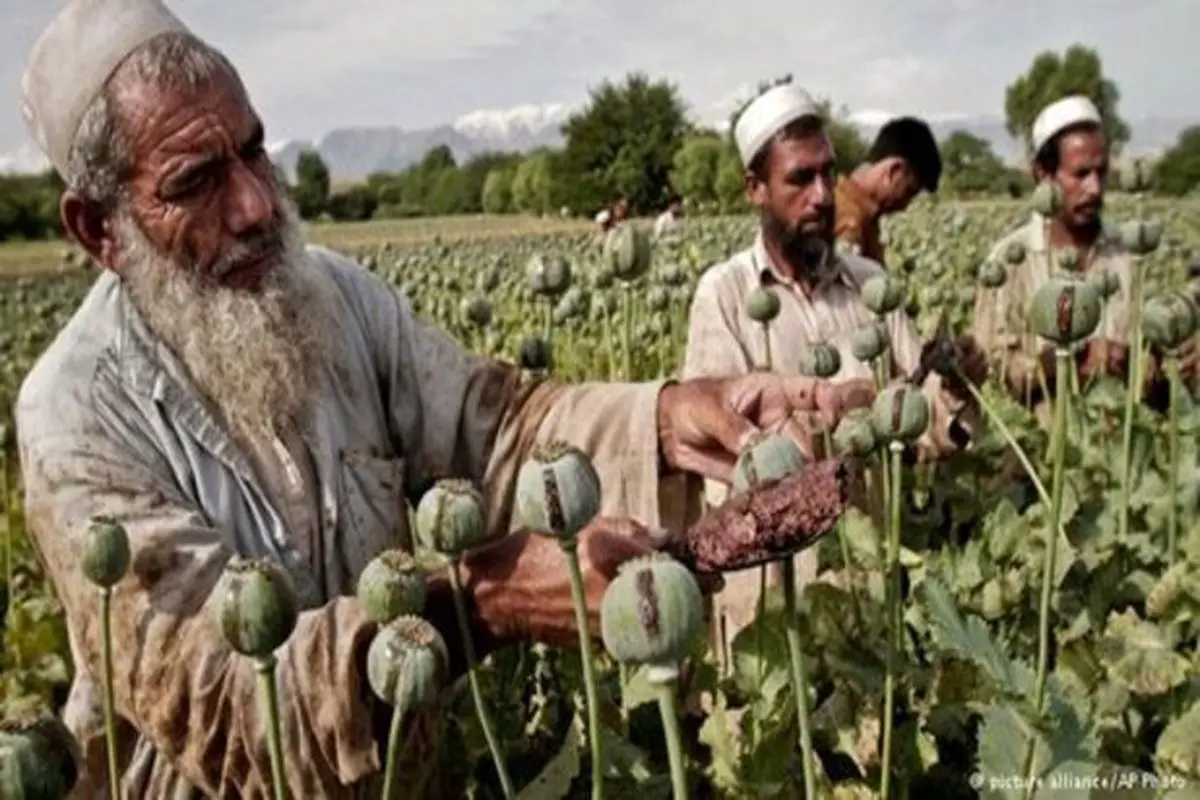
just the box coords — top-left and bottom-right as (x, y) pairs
(972, 95), (1198, 423)
(681, 82), (989, 670)
(15, 1), (878, 796)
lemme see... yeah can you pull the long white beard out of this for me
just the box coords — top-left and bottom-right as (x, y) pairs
(117, 201), (332, 445)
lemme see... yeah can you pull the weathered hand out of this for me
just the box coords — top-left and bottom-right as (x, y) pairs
(463, 518), (722, 650)
(655, 372), (875, 482)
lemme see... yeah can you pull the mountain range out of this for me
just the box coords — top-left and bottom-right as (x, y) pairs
(1, 104), (1192, 182)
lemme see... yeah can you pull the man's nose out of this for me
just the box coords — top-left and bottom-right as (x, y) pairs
(225, 163), (276, 234)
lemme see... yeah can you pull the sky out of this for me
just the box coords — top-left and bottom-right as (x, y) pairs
(0, 0), (1195, 156)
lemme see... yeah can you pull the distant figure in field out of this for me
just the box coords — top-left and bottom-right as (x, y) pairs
(835, 117), (942, 265)
(973, 94), (1198, 423)
(654, 194), (683, 238)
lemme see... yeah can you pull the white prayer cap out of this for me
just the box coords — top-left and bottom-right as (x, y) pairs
(1031, 95), (1102, 155)
(21, 0), (192, 179)
(734, 83), (821, 166)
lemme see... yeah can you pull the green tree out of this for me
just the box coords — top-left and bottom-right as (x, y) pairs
(558, 72), (691, 214)
(481, 166), (516, 213)
(293, 149), (331, 219)
(510, 150), (559, 214)
(939, 130), (1010, 195)
(671, 132), (726, 208)
(714, 141), (749, 214)
(1155, 125), (1200, 197)
(1003, 45), (1130, 157)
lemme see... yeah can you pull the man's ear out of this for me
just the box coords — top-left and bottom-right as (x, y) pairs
(60, 190), (119, 269)
(743, 170), (767, 207)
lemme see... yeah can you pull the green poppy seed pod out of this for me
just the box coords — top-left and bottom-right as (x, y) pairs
(1030, 181), (1063, 217)
(357, 550), (427, 624)
(605, 224), (653, 281)
(81, 516), (131, 589)
(1118, 159), (1153, 193)
(1056, 250), (1081, 272)
(215, 557), (299, 659)
(851, 321), (890, 363)
(527, 254), (572, 297)
(1027, 278), (1103, 346)
(731, 431), (806, 492)
(0, 713), (81, 800)
(861, 275), (905, 315)
(517, 336), (553, 371)
(797, 342), (841, 378)
(833, 410), (879, 457)
(1004, 241), (1026, 265)
(978, 261), (1007, 289)
(460, 295), (493, 329)
(414, 480), (488, 557)
(366, 615), (449, 711)
(745, 286), (780, 324)
(1142, 293), (1199, 351)
(599, 553), (704, 683)
(1119, 219), (1163, 256)
(871, 385), (931, 444)
(514, 441), (602, 542)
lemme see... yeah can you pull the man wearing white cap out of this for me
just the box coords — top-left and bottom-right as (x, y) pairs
(682, 82), (989, 669)
(15, 1), (878, 796)
(972, 94), (1164, 423)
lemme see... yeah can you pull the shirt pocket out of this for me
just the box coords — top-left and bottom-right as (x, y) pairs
(339, 449), (410, 581)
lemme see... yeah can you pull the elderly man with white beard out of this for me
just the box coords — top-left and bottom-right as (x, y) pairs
(14, 0), (878, 796)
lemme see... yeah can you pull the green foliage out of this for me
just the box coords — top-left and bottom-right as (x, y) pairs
(1003, 44), (1131, 157)
(293, 148), (332, 219)
(1156, 126), (1200, 197)
(0, 172), (64, 243)
(557, 72), (692, 216)
(940, 130), (1030, 198)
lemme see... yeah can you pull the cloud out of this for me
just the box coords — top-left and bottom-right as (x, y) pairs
(0, 0), (1196, 154)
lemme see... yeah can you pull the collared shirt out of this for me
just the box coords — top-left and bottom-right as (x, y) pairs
(835, 176), (885, 264)
(683, 231), (977, 479)
(16, 245), (673, 798)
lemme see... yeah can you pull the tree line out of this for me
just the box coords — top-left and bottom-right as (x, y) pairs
(2, 44), (1199, 243)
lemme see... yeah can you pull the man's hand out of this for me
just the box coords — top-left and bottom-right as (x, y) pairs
(656, 373), (875, 481)
(461, 518), (722, 651)
(926, 334), (989, 400)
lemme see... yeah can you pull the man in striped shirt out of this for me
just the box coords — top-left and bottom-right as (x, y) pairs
(682, 83), (988, 669)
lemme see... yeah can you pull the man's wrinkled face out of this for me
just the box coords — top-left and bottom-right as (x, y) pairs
(115, 71), (286, 290)
(106, 71), (330, 441)
(1043, 128), (1109, 230)
(749, 130), (836, 270)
